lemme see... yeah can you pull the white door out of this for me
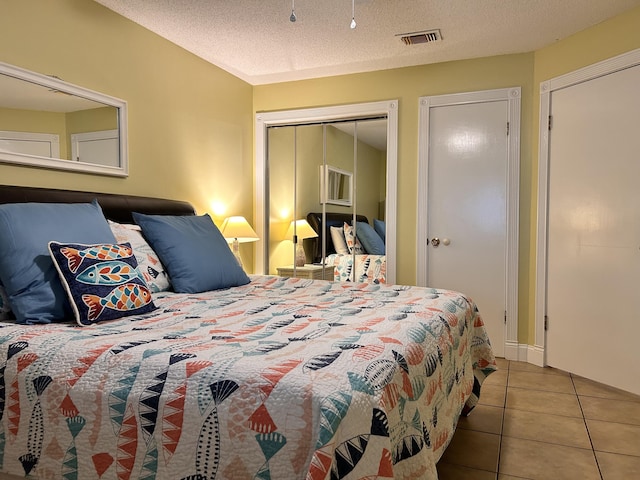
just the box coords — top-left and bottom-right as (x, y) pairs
(425, 100), (509, 357)
(71, 130), (119, 167)
(0, 130), (60, 158)
(546, 63), (640, 395)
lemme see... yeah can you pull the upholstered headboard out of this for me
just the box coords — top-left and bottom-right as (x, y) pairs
(0, 184), (196, 223)
(306, 211), (368, 263)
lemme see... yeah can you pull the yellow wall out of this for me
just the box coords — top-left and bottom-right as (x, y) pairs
(0, 0), (254, 264)
(323, 125), (384, 224)
(255, 53), (536, 341)
(0, 107), (69, 158)
(66, 107), (117, 134)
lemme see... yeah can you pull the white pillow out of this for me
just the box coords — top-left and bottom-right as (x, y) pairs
(343, 222), (365, 254)
(108, 220), (171, 292)
(330, 226), (349, 255)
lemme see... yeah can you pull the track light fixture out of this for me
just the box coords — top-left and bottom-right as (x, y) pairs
(288, 0), (357, 29)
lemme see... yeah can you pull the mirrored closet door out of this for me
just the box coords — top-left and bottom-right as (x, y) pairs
(255, 101), (398, 284)
(266, 118), (387, 282)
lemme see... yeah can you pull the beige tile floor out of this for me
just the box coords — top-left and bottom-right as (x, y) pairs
(437, 359), (640, 479)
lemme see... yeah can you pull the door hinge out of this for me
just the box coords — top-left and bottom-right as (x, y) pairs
(504, 310), (507, 324)
(506, 122), (510, 136)
(548, 115), (553, 131)
(544, 315), (549, 331)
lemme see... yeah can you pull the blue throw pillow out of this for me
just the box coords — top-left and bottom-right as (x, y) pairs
(132, 213), (250, 293)
(0, 200), (116, 324)
(373, 218), (386, 244)
(356, 221), (386, 255)
(49, 242), (157, 326)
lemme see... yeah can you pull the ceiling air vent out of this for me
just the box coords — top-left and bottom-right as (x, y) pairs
(398, 29), (442, 46)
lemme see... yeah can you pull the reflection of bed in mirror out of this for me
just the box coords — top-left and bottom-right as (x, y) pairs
(306, 211), (387, 283)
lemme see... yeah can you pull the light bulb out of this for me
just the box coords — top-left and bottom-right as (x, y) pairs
(350, 0), (356, 29)
(290, 0), (296, 22)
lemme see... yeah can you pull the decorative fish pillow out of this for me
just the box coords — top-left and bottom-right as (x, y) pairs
(343, 222), (365, 254)
(48, 241), (157, 326)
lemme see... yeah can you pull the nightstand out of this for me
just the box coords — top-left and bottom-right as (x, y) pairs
(276, 264), (334, 281)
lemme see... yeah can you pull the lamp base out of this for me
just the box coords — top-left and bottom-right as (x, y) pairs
(231, 239), (243, 269)
(295, 243), (306, 267)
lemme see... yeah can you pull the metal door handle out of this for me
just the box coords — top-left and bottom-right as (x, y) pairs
(430, 237), (450, 247)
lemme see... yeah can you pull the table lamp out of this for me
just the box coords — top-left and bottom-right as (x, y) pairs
(285, 219), (318, 267)
(220, 216), (259, 269)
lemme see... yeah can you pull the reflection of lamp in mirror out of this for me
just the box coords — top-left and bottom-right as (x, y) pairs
(220, 216), (259, 269)
(285, 219), (318, 267)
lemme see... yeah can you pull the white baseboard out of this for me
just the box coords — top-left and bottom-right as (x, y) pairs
(504, 341), (520, 361)
(502, 342), (545, 366)
(526, 345), (545, 366)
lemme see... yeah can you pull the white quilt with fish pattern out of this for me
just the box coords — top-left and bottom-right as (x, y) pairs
(0, 275), (496, 479)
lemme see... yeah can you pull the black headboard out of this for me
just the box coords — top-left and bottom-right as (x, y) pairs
(0, 185), (196, 223)
(306, 211), (368, 263)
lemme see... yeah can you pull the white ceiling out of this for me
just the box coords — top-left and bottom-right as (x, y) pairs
(334, 119), (387, 151)
(0, 74), (104, 112)
(94, 0), (640, 85)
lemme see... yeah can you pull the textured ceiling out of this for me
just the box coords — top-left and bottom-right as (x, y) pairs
(94, 0), (640, 85)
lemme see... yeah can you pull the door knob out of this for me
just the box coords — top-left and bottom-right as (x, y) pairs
(430, 237), (450, 247)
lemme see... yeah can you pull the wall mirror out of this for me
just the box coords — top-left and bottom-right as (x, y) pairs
(0, 61), (128, 177)
(321, 165), (353, 206)
(255, 100), (398, 284)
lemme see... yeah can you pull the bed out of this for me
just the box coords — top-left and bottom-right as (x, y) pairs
(306, 212), (387, 284)
(0, 185), (496, 480)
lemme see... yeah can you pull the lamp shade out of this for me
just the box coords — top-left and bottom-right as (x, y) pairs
(285, 219), (318, 240)
(220, 216), (259, 243)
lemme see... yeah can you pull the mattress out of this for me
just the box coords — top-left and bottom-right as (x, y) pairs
(0, 275), (496, 479)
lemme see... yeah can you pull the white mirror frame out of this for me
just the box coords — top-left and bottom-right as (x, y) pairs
(255, 100), (398, 284)
(0, 61), (128, 177)
(320, 164), (353, 206)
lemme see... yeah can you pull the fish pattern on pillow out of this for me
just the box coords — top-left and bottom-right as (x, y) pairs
(343, 222), (365, 254)
(49, 241), (157, 326)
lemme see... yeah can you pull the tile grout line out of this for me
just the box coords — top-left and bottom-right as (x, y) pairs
(494, 360), (510, 478)
(571, 373), (604, 480)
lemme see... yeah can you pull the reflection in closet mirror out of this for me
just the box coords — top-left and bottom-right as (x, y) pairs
(321, 165), (353, 206)
(256, 101), (398, 283)
(0, 61), (128, 176)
